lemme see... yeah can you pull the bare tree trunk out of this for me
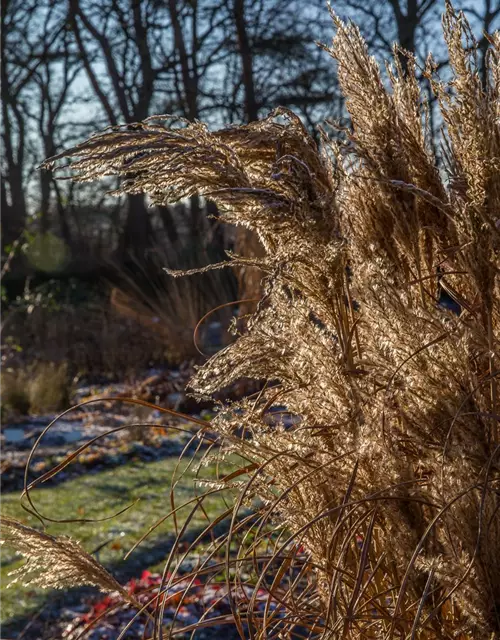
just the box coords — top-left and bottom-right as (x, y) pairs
(1, 93), (27, 247)
(69, 0), (157, 261)
(205, 199), (225, 252)
(168, 0), (202, 236)
(234, 0), (258, 122)
(119, 193), (154, 260)
(478, 0), (499, 87)
(1, 2), (26, 250)
(233, 0), (265, 310)
(389, 0), (418, 73)
(168, 0), (198, 121)
(53, 179), (72, 248)
(1, 168), (26, 250)
(157, 205), (179, 246)
(1, 178), (20, 251)
(39, 166), (51, 234)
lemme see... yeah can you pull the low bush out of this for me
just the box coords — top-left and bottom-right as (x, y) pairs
(2, 283), (168, 380)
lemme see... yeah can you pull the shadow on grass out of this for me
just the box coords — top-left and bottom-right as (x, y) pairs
(2, 437), (206, 494)
(1, 514), (242, 639)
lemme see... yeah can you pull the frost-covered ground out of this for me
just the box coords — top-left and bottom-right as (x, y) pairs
(1, 369), (237, 639)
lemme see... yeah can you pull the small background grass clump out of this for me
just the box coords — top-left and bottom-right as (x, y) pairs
(1, 362), (71, 418)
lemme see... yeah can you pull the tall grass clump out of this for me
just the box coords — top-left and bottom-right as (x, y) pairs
(110, 240), (237, 364)
(27, 4), (500, 638)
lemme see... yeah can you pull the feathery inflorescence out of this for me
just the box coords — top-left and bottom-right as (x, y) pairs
(37, 4), (500, 638)
(0, 515), (127, 596)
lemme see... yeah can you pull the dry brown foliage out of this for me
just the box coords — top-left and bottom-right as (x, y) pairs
(34, 4), (500, 638)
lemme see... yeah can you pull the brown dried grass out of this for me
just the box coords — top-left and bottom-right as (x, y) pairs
(29, 4), (500, 638)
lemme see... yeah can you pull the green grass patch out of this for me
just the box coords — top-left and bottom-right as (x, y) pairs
(1, 452), (241, 623)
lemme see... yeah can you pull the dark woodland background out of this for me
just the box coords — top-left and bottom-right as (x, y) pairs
(3, 0), (499, 264)
(1, 0), (499, 376)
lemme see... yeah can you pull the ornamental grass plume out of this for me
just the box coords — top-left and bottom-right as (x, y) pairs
(0, 515), (128, 597)
(37, 3), (500, 638)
